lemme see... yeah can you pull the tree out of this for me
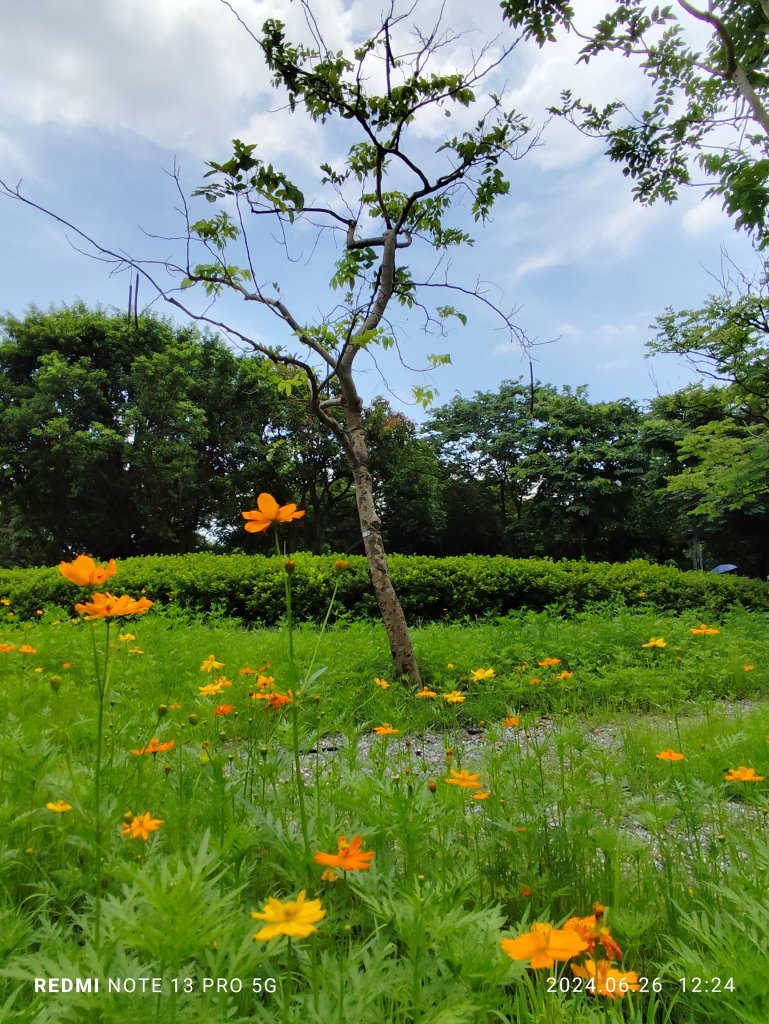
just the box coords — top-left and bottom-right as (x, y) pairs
(501, 0), (769, 246)
(3, 4), (536, 682)
(644, 383), (769, 574)
(424, 379), (541, 552)
(648, 278), (769, 516)
(0, 303), (278, 564)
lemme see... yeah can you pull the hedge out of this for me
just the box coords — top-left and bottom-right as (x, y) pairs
(1, 553), (767, 624)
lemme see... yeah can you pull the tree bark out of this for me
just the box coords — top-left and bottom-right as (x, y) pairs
(341, 392), (421, 685)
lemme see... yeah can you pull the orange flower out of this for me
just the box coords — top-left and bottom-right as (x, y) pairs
(554, 670), (573, 681)
(656, 749), (685, 762)
(743, 664), (755, 672)
(571, 959), (640, 999)
(265, 691), (293, 709)
(131, 737), (175, 756)
(500, 922), (589, 969)
(120, 811), (164, 841)
(242, 493), (305, 533)
(59, 555), (117, 587)
(564, 915), (623, 961)
(415, 687), (437, 698)
(724, 766), (765, 782)
(373, 723), (399, 736)
(537, 657), (561, 668)
(18, 644), (37, 654)
(240, 666), (257, 676)
(314, 834), (375, 872)
(74, 592), (153, 620)
(444, 769), (483, 790)
(472, 790), (491, 801)
(689, 624), (720, 635)
(0, 643), (16, 654)
(213, 704), (235, 716)
(503, 715), (520, 727)
(519, 885), (533, 897)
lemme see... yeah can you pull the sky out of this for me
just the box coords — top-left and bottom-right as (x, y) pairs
(0, 0), (760, 419)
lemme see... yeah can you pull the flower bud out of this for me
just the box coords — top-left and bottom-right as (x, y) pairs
(49, 676), (61, 691)
(157, 704), (169, 717)
(284, 559), (297, 574)
(334, 558), (349, 572)
(427, 780), (437, 793)
(188, 713), (198, 725)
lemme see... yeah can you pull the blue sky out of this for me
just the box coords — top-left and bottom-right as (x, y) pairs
(0, 0), (759, 418)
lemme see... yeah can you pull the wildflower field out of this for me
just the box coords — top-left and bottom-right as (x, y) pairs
(2, 546), (769, 1022)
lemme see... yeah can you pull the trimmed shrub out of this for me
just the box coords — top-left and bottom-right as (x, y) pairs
(1, 553), (767, 624)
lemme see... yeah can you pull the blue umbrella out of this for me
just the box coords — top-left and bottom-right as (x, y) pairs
(710, 564), (737, 573)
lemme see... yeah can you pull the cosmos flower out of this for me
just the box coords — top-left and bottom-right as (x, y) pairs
(242, 493), (305, 533)
(59, 555), (117, 587)
(251, 891), (325, 940)
(314, 834), (375, 872)
(501, 922), (589, 969)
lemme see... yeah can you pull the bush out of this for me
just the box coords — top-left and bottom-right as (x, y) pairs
(1, 553), (767, 623)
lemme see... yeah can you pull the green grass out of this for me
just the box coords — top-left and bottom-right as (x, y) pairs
(1, 598), (768, 1022)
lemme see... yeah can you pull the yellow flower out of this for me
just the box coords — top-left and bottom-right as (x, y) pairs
(500, 922), (589, 969)
(128, 647), (144, 655)
(724, 766), (765, 782)
(656, 749), (685, 762)
(641, 637), (666, 648)
(415, 687), (437, 698)
(470, 667), (495, 681)
(442, 690), (465, 703)
(46, 800), (73, 813)
(251, 891), (325, 940)
(200, 654), (224, 673)
(74, 592), (153, 620)
(446, 662), (455, 669)
(320, 868), (338, 883)
(119, 633), (136, 642)
(199, 682), (226, 697)
(374, 677), (390, 689)
(373, 723), (399, 736)
(571, 959), (640, 999)
(444, 769), (483, 790)
(690, 624), (720, 635)
(59, 555), (117, 587)
(0, 598), (9, 605)
(120, 812), (163, 841)
(242, 493), (306, 533)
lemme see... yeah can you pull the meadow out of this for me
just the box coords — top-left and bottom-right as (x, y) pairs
(1, 560), (769, 1023)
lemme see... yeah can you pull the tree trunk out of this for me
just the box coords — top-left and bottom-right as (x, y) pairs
(342, 396), (421, 686)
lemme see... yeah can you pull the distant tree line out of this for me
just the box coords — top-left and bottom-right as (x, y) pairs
(1, 302), (767, 575)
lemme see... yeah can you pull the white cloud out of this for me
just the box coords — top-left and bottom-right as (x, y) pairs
(681, 195), (731, 236)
